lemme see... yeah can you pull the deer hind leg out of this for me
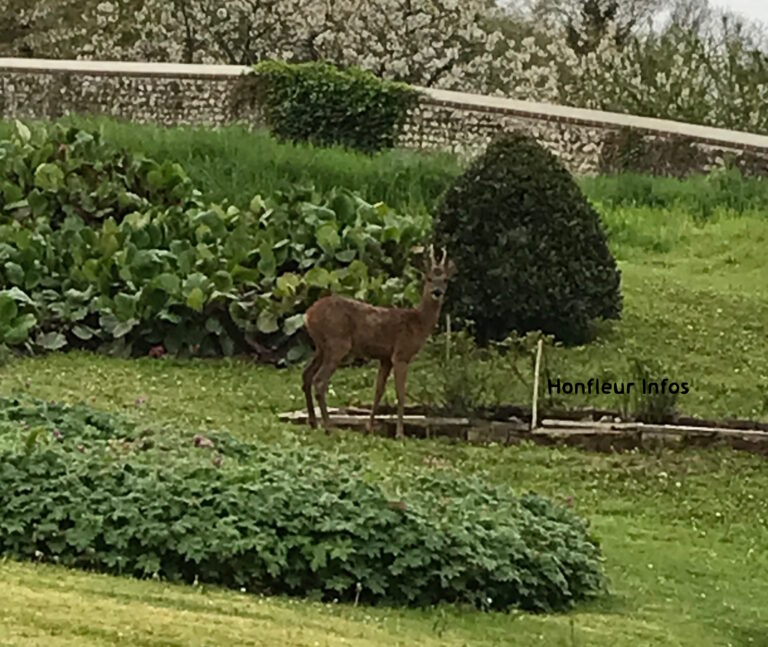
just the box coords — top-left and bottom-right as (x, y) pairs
(367, 359), (392, 435)
(302, 350), (323, 428)
(393, 360), (409, 440)
(313, 341), (351, 433)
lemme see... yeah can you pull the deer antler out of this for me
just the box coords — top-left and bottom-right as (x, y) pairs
(440, 247), (447, 267)
(428, 244), (437, 267)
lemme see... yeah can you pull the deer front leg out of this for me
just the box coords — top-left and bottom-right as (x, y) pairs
(302, 351), (323, 429)
(313, 343), (349, 433)
(368, 359), (392, 435)
(393, 360), (409, 440)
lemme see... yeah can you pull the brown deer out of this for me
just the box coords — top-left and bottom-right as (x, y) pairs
(302, 245), (456, 439)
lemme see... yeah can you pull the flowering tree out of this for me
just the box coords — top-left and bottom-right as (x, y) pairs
(2, 0), (768, 135)
(528, 0), (663, 51)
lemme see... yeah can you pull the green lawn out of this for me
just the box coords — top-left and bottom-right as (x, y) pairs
(1, 351), (768, 646)
(2, 118), (768, 645)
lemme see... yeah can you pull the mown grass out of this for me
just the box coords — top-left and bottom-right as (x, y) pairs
(1, 116), (768, 645)
(2, 352), (768, 647)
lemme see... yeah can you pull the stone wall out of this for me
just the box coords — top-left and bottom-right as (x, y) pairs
(400, 102), (607, 174)
(0, 66), (256, 126)
(4, 58), (768, 176)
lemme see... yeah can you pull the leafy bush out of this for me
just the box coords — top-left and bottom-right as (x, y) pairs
(0, 120), (200, 227)
(0, 395), (605, 612)
(433, 132), (623, 346)
(0, 122), (429, 359)
(248, 60), (421, 153)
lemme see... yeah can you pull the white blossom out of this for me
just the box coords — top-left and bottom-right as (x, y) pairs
(2, 0), (768, 134)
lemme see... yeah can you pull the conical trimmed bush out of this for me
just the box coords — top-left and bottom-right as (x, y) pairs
(433, 131), (622, 346)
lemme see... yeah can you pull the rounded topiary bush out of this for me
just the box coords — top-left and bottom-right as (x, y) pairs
(433, 131), (622, 346)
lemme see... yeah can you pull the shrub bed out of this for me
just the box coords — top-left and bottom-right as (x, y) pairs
(0, 122), (428, 359)
(0, 396), (606, 612)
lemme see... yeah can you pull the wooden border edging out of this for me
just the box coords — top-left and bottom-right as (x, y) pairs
(279, 408), (768, 455)
(3, 57), (768, 152)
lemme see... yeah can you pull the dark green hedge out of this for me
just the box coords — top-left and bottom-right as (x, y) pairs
(434, 131), (623, 346)
(248, 60), (421, 153)
(0, 396), (606, 612)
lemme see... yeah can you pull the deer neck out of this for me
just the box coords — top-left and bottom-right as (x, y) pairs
(416, 287), (443, 332)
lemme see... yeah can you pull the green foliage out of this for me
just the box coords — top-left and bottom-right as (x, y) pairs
(0, 120), (200, 228)
(0, 395), (605, 612)
(0, 123), (429, 359)
(412, 329), (504, 416)
(412, 329), (556, 417)
(0, 116), (461, 216)
(249, 61), (421, 153)
(583, 167), (768, 221)
(433, 132), (623, 346)
(0, 288), (37, 347)
(5, 116), (768, 222)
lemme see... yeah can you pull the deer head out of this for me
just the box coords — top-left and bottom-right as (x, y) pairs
(423, 244), (456, 302)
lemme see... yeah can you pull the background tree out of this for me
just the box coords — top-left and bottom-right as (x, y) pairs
(3, 0), (768, 135)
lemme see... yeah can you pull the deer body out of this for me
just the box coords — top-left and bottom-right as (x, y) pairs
(302, 247), (455, 439)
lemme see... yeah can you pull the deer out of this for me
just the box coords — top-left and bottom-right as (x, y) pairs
(302, 245), (456, 440)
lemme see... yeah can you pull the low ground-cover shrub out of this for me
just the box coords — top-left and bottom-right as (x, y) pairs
(0, 395), (605, 612)
(0, 122), (429, 359)
(248, 60), (420, 153)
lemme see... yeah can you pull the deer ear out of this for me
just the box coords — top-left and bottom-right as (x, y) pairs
(446, 259), (457, 278)
(411, 245), (430, 274)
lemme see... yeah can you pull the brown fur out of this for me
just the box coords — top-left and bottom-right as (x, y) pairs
(302, 247), (455, 439)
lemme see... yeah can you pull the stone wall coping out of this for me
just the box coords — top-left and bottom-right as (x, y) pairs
(0, 57), (248, 79)
(3, 57), (768, 151)
(415, 86), (768, 151)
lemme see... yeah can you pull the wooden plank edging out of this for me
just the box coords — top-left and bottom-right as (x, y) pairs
(278, 408), (768, 453)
